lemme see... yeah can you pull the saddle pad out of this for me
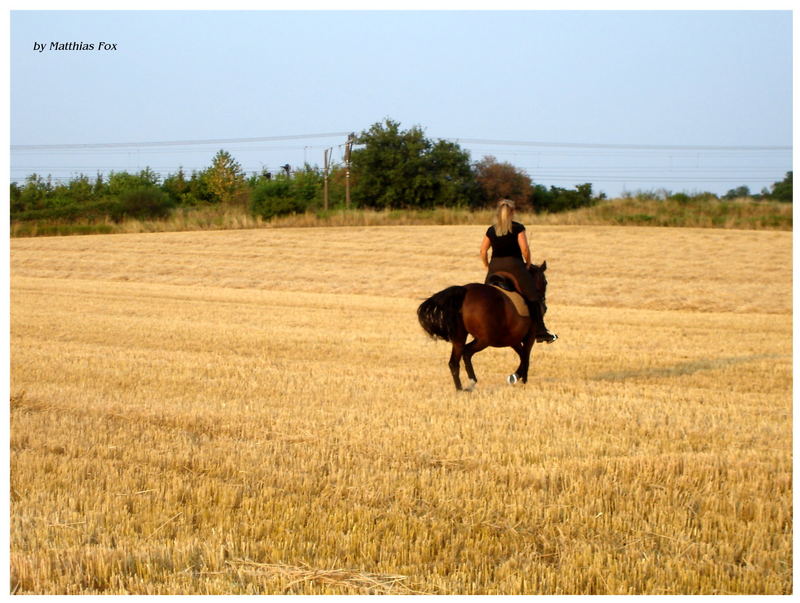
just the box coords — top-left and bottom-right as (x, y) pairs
(489, 285), (529, 317)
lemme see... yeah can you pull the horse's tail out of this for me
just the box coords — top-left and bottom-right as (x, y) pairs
(417, 285), (467, 342)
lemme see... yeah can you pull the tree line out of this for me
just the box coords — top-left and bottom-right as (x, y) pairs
(10, 118), (792, 225)
(721, 172), (792, 202)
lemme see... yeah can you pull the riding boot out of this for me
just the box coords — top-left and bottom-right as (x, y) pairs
(527, 299), (557, 344)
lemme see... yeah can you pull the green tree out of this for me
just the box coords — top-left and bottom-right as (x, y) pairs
(163, 168), (193, 205)
(10, 182), (22, 213)
(428, 140), (480, 208)
(187, 170), (214, 204)
(770, 171), (792, 202)
(351, 118), (476, 209)
(67, 174), (93, 203)
(108, 169), (160, 196)
(723, 185), (751, 200)
(203, 150), (246, 204)
(17, 174), (52, 211)
(93, 173), (107, 197)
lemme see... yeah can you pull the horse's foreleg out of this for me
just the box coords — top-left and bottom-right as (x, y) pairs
(463, 338), (488, 390)
(512, 332), (536, 383)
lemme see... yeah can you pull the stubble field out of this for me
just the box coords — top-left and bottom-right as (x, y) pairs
(10, 224), (792, 594)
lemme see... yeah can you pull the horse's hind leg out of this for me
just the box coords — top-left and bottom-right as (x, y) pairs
(463, 338), (489, 389)
(448, 336), (467, 391)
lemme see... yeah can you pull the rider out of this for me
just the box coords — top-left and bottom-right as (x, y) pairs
(480, 199), (557, 343)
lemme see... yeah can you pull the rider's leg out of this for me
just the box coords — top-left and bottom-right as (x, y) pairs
(527, 299), (557, 344)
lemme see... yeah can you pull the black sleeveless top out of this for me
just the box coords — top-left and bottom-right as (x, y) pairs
(486, 221), (525, 259)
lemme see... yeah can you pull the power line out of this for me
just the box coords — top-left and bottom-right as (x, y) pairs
(451, 138), (792, 152)
(11, 145), (339, 157)
(12, 171), (782, 184)
(11, 166), (788, 177)
(10, 132), (352, 151)
(10, 132), (793, 152)
(532, 176), (781, 183)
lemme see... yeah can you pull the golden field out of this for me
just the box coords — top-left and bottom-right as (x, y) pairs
(9, 225), (792, 594)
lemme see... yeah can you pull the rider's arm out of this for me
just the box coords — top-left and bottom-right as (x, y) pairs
(518, 231), (531, 267)
(480, 235), (491, 269)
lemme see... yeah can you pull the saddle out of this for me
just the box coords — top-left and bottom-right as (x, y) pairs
(486, 271), (519, 293)
(486, 271), (529, 317)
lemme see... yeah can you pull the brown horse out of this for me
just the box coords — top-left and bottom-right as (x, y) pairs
(417, 262), (550, 390)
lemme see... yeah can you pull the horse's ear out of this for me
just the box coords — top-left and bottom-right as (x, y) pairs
(541, 260), (547, 271)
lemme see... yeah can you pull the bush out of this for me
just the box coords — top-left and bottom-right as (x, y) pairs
(250, 179), (307, 220)
(691, 192), (718, 203)
(668, 192), (718, 204)
(669, 192), (691, 205)
(111, 187), (175, 222)
(723, 185), (751, 200)
(629, 189), (670, 202)
(290, 167), (323, 205)
(12, 198), (117, 223)
(107, 169), (160, 196)
(534, 183), (602, 213)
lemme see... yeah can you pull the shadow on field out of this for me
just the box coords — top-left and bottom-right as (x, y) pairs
(591, 353), (785, 382)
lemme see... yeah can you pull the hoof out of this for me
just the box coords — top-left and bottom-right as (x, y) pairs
(465, 379), (477, 391)
(507, 373), (519, 385)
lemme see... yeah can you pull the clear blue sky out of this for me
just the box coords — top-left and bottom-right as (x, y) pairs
(9, 9), (793, 197)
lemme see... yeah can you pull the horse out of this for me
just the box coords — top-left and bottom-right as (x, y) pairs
(417, 262), (550, 391)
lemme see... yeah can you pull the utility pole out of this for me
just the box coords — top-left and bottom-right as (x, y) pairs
(323, 148), (331, 211)
(344, 133), (354, 210)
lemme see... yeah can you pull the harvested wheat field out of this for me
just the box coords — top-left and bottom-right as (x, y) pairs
(10, 225), (792, 594)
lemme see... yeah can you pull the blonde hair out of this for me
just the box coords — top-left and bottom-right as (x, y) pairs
(493, 199), (515, 236)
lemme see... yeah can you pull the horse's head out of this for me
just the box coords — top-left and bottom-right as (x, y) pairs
(528, 260), (548, 311)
